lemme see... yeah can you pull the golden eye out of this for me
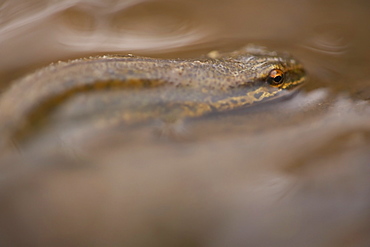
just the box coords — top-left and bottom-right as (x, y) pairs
(267, 69), (284, 86)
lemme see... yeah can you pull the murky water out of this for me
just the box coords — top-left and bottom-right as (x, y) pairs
(0, 0), (369, 246)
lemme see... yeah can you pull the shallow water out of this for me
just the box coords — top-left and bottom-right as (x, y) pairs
(0, 0), (369, 246)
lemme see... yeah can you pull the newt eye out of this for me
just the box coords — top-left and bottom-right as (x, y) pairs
(267, 69), (284, 86)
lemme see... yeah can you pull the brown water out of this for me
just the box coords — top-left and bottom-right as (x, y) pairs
(0, 0), (369, 246)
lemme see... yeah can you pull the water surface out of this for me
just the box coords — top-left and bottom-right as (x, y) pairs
(0, 1), (369, 246)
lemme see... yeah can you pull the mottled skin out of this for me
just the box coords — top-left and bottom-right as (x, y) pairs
(0, 45), (305, 149)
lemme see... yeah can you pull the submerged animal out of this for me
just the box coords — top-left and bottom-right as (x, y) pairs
(0, 45), (305, 150)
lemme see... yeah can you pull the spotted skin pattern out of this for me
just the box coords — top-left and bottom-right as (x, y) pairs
(0, 45), (305, 148)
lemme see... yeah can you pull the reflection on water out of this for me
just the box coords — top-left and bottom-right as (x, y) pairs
(57, 0), (210, 51)
(0, 0), (369, 246)
(0, 0), (213, 75)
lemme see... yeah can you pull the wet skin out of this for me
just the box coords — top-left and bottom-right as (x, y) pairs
(0, 45), (305, 149)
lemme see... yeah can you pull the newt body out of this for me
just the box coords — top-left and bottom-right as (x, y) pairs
(0, 45), (305, 149)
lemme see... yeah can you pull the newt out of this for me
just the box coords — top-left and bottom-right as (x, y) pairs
(0, 45), (305, 150)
